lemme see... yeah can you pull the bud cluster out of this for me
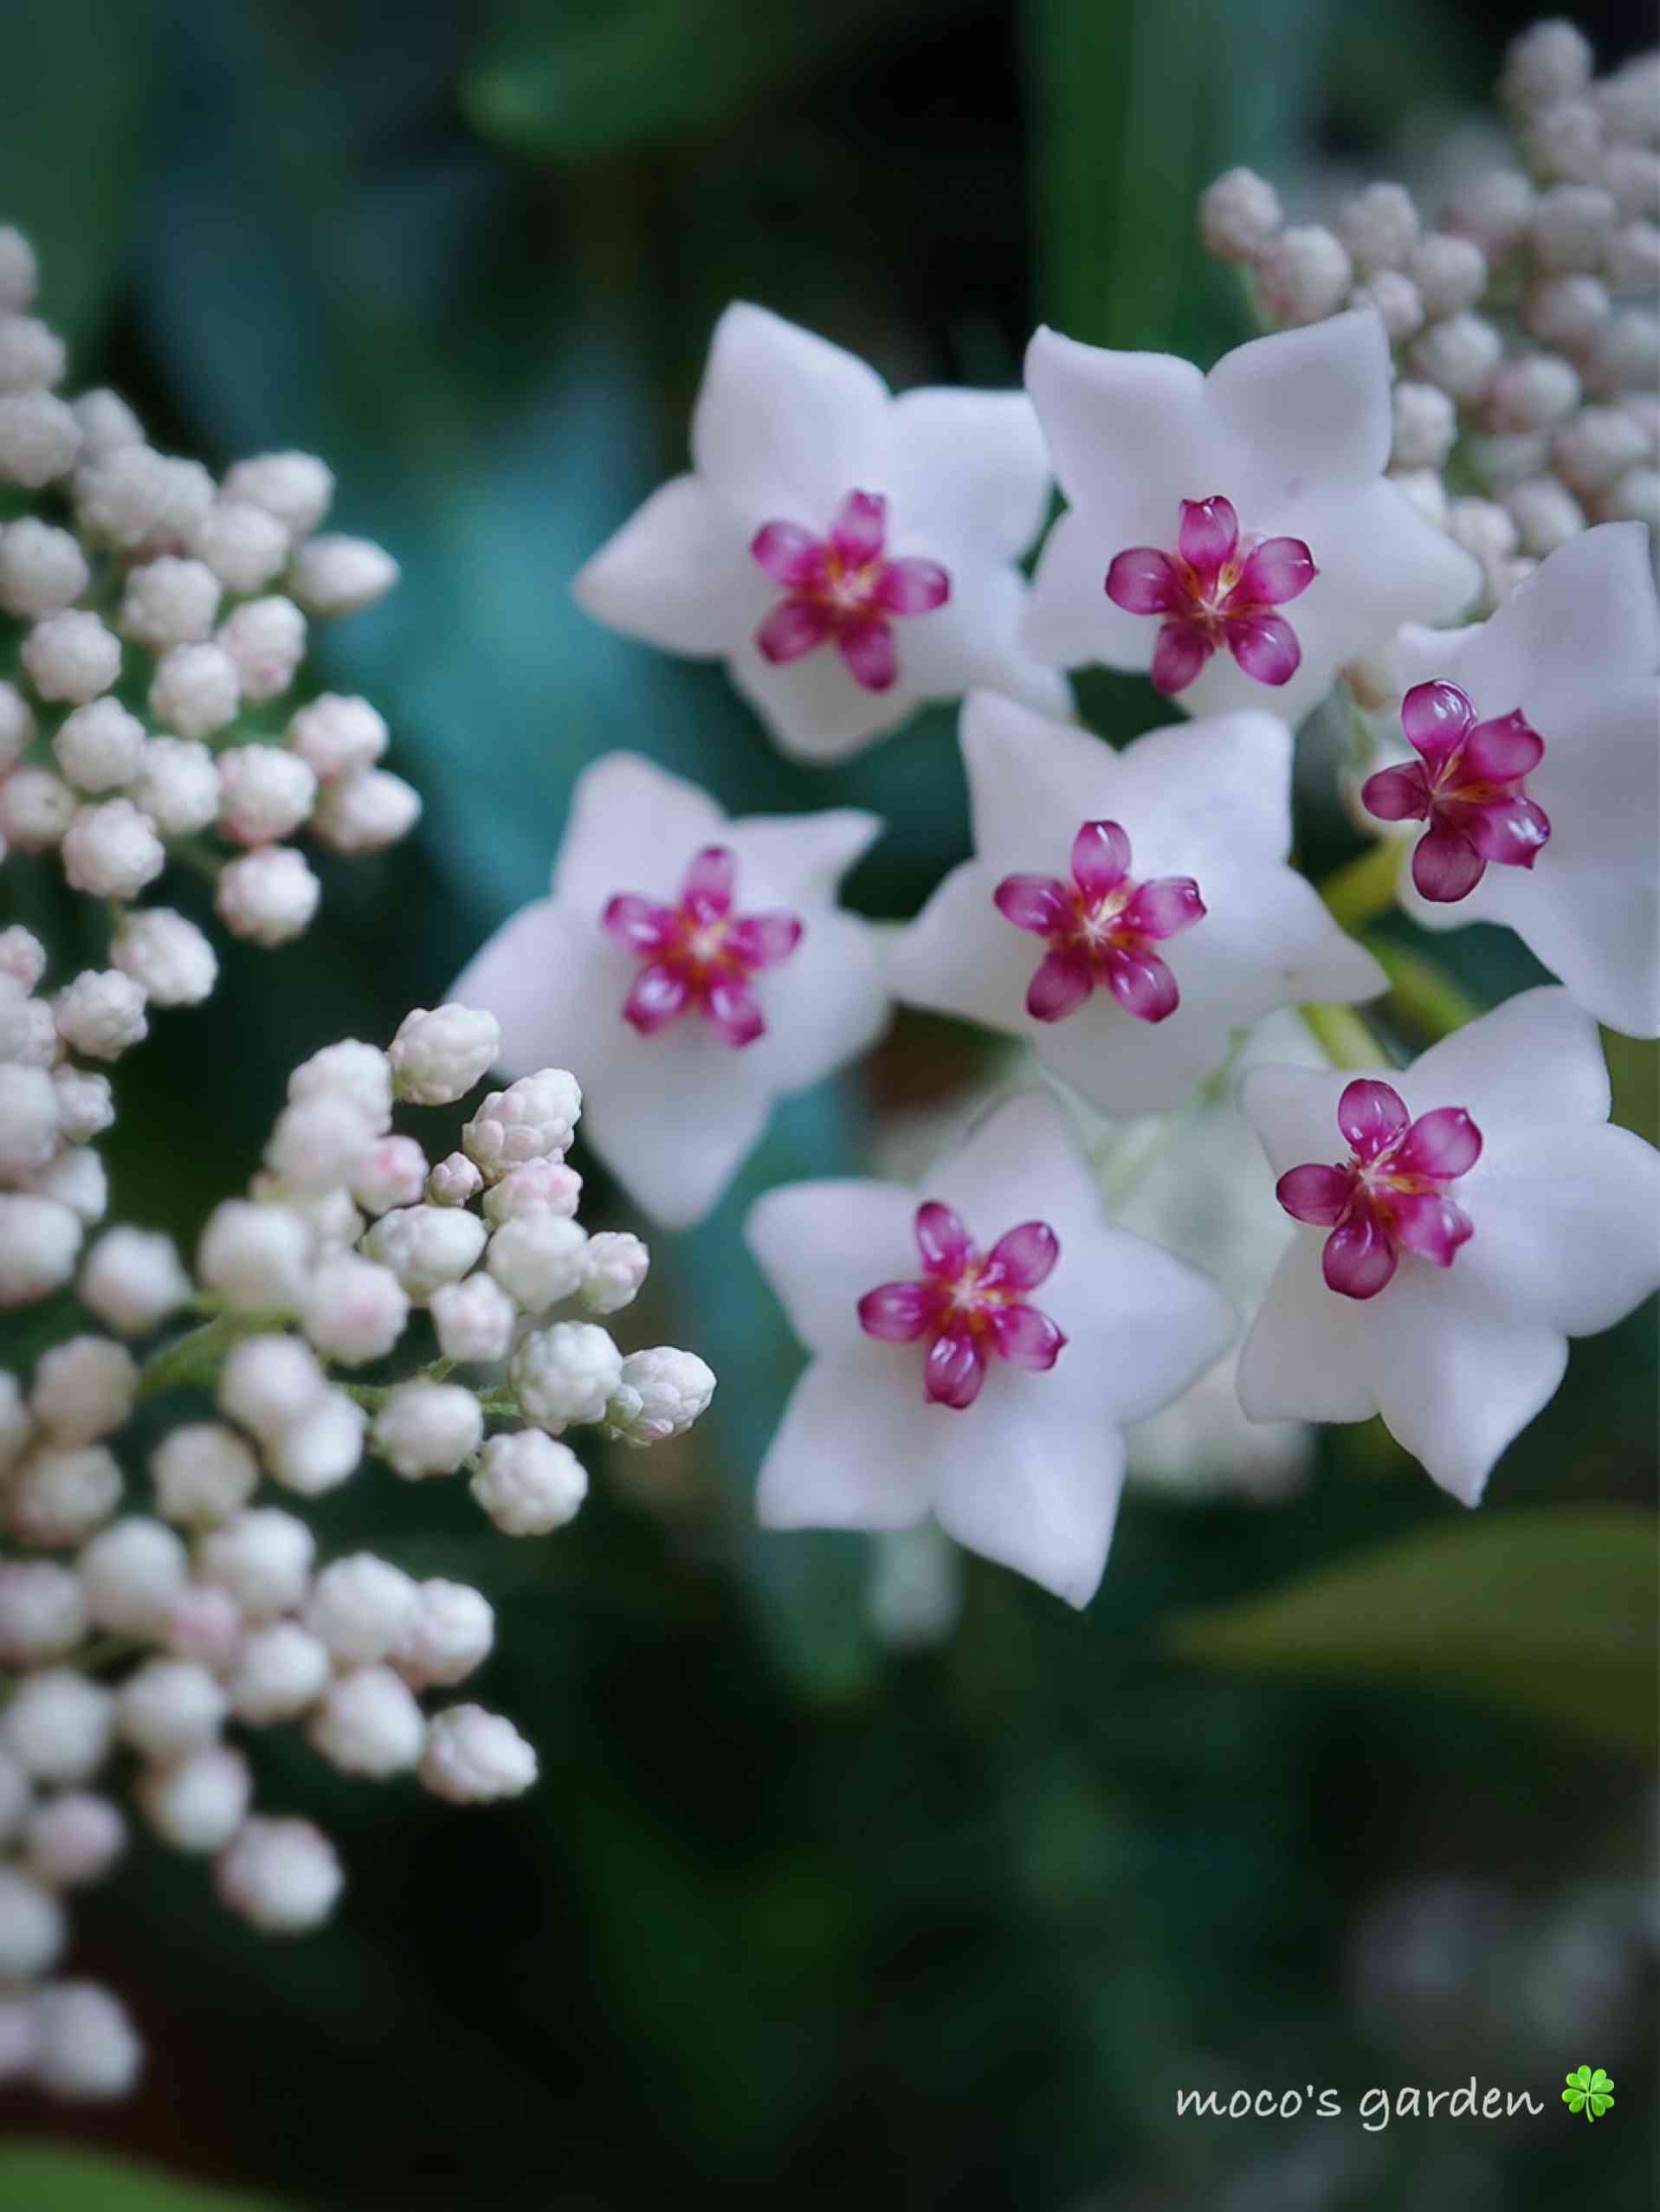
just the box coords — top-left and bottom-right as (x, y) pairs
(0, 1003), (714, 2099)
(1199, 22), (1660, 609)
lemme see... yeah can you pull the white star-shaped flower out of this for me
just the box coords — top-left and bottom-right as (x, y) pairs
(746, 1089), (1234, 1606)
(1021, 309), (1481, 726)
(888, 693), (1386, 1113)
(1377, 524), (1659, 1038)
(1237, 987), (1660, 1506)
(450, 752), (890, 1229)
(572, 303), (1069, 763)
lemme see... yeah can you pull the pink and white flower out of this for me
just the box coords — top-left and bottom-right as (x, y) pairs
(572, 303), (1069, 763)
(1389, 525), (1660, 1037)
(747, 1091), (1234, 1606)
(1237, 988), (1660, 1504)
(1021, 311), (1481, 726)
(890, 693), (1385, 1113)
(450, 753), (890, 1229)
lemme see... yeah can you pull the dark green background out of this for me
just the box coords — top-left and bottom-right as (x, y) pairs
(0, 1), (1654, 2206)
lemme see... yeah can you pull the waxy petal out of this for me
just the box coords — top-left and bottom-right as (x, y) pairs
(725, 911), (804, 969)
(750, 520), (824, 589)
(758, 598), (832, 665)
(1103, 945), (1179, 1022)
(984, 1220), (1060, 1291)
(1178, 494), (1239, 584)
(1390, 1191), (1474, 1267)
(705, 977), (765, 1048)
(681, 844), (736, 918)
(1322, 1204), (1398, 1299)
(830, 489), (887, 567)
(1235, 535), (1316, 607)
(1104, 545), (1184, 616)
(836, 616), (898, 693)
(857, 1280), (933, 1343)
(623, 963), (689, 1035)
(989, 1303), (1068, 1370)
(1226, 610), (1301, 687)
(1394, 1105), (1482, 1181)
(1338, 1078), (1409, 1160)
(602, 893), (677, 955)
(1027, 946), (1094, 1022)
(1360, 761), (1431, 822)
(924, 1327), (986, 1409)
(1456, 794), (1551, 870)
(1150, 620), (1213, 694)
(994, 874), (1073, 936)
(1459, 709), (1543, 784)
(1276, 1162), (1353, 1226)
(1412, 823), (1487, 903)
(1400, 678), (1476, 771)
(874, 558), (951, 616)
(914, 1201), (971, 1276)
(1070, 819), (1131, 900)
(1121, 876), (1205, 941)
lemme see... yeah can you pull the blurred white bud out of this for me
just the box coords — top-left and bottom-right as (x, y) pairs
(0, 226), (38, 311)
(1503, 474), (1586, 553)
(0, 681), (35, 773)
(0, 1670), (114, 1783)
(51, 699), (142, 792)
(289, 533), (400, 618)
(150, 1422), (261, 1527)
(310, 766), (421, 853)
(1350, 270), (1423, 342)
(161, 1583), (243, 1670)
(1532, 181), (1617, 269)
(0, 765), (75, 849)
(30, 1336), (136, 1446)
(487, 1214), (588, 1312)
(1337, 181), (1421, 274)
(307, 1666), (426, 1778)
(1446, 495), (1521, 566)
(189, 499), (290, 593)
(61, 798), (166, 900)
(372, 1382), (484, 1480)
(217, 595), (306, 704)
(1392, 384), (1457, 477)
(129, 734), (220, 835)
(23, 1792), (125, 1889)
(288, 1037), (394, 1124)
(109, 908), (218, 1009)
(1488, 352), (1582, 431)
(1606, 216), (1660, 293)
(300, 1252), (410, 1367)
(197, 1202), (310, 1309)
(217, 743), (317, 845)
(1586, 307), (1660, 392)
(469, 1429), (588, 1536)
(217, 1334), (326, 1442)
(0, 1195), (82, 1307)
(29, 1145), (108, 1229)
(1601, 462), (1660, 528)
(72, 388), (143, 456)
(79, 1517), (189, 1634)
(1256, 225), (1353, 322)
(0, 1867), (66, 1980)
(136, 1744), (251, 1854)
(1553, 403), (1650, 493)
(0, 1561), (87, 1667)
(0, 518), (87, 618)
(23, 609), (120, 703)
(8, 1444), (122, 1547)
(222, 450), (335, 538)
(29, 1982), (142, 2099)
(429, 1273), (517, 1364)
(392, 1579), (494, 1690)
(306, 1553), (420, 1665)
(263, 1388), (365, 1498)
(76, 447), (214, 554)
(1521, 99), (1605, 187)
(0, 313), (63, 392)
(1198, 167), (1282, 261)
(1499, 21), (1593, 114)
(150, 640), (241, 739)
(80, 1228), (191, 1337)
(119, 555), (221, 648)
(115, 1659), (227, 1762)
(196, 1508), (315, 1620)
(0, 390), (81, 488)
(0, 1062), (59, 1177)
(229, 1621), (333, 1725)
(1522, 270), (1611, 349)
(263, 1093), (378, 1198)
(1410, 310), (1502, 400)
(216, 846), (320, 945)
(216, 1815), (343, 1932)
(420, 1705), (537, 1803)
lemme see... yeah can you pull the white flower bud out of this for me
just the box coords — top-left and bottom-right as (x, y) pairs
(0, 1561), (86, 1667)
(10, 995), (58, 1071)
(351, 1133), (430, 1216)
(486, 1214), (588, 1312)
(0, 390), (80, 487)
(217, 1815), (343, 1932)
(229, 1620), (333, 1725)
(481, 1158), (583, 1224)
(1256, 226), (1352, 324)
(576, 1230), (649, 1316)
(29, 1982), (142, 2099)
(30, 1337), (136, 1446)
(217, 595), (306, 704)
(388, 1004), (500, 1105)
(115, 1659), (227, 1761)
(469, 1429), (587, 1536)
(8, 1444), (121, 1547)
(1553, 402), (1650, 493)
(1446, 495), (1520, 569)
(197, 1202), (310, 1309)
(420, 1705), (537, 1803)
(0, 1670), (114, 1783)
(286, 693), (387, 783)
(136, 1743), (251, 1854)
(300, 1252), (409, 1367)
(129, 734), (220, 835)
(61, 797), (166, 900)
(1336, 181), (1420, 274)
(462, 1069), (581, 1179)
(1503, 473), (1586, 554)
(1531, 181), (1617, 270)
(1407, 230), (1488, 318)
(23, 1793), (125, 1888)
(306, 1553), (419, 1664)
(119, 555), (221, 648)
(392, 1579), (494, 1690)
(288, 532), (400, 618)
(109, 907), (217, 1009)
(51, 1067), (113, 1145)
(263, 1389), (365, 1497)
(222, 450), (334, 537)
(508, 1321), (621, 1434)
(0, 1196), (82, 1308)
(150, 1422), (260, 1527)
(1499, 20), (1592, 114)
(1587, 307), (1660, 392)
(51, 699), (144, 793)
(308, 1665), (425, 1777)
(1601, 144), (1660, 222)
(1522, 270), (1611, 348)
(0, 1867), (65, 1979)
(263, 1093), (378, 1199)
(1606, 216), (1660, 293)
(150, 640), (241, 739)
(603, 1345), (716, 1448)
(1410, 311), (1502, 400)
(0, 518), (87, 618)
(360, 1203), (486, 1302)
(23, 609), (120, 703)
(197, 1508), (315, 1620)
(0, 313), (62, 392)
(216, 1334), (325, 1442)
(1488, 352), (1582, 433)
(310, 766), (420, 854)
(28, 1145), (108, 1229)
(76, 447), (214, 553)
(1601, 461), (1660, 528)
(0, 1062), (59, 1177)
(77, 1228), (189, 1339)
(372, 1382), (483, 1480)
(216, 846), (320, 946)
(79, 1517), (189, 1634)
(1198, 168), (1282, 261)
(427, 1151), (483, 1207)
(430, 1274), (517, 1364)
(72, 387), (143, 455)
(0, 765), (74, 848)
(216, 744), (317, 846)
(1349, 270), (1423, 342)
(189, 500), (290, 593)
(0, 226), (38, 311)
(161, 1583), (243, 1669)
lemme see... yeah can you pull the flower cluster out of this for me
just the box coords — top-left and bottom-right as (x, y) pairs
(0, 1003), (713, 2097)
(1200, 23), (1660, 612)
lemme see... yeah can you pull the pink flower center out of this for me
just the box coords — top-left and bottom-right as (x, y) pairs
(1275, 1077), (1483, 1299)
(602, 845), (803, 1049)
(750, 490), (950, 694)
(1105, 494), (1316, 696)
(992, 819), (1205, 1025)
(1360, 679), (1551, 904)
(858, 1202), (1067, 1409)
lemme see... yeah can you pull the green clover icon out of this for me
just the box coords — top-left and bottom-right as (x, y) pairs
(1563, 2065), (1615, 2122)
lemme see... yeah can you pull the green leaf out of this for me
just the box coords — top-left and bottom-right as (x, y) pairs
(1169, 1507), (1658, 1754)
(0, 2144), (294, 2212)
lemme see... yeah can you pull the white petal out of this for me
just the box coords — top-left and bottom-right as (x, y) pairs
(1240, 1063), (1349, 1179)
(728, 634), (918, 763)
(1485, 858), (1659, 1039)
(894, 562), (1075, 721)
(883, 387), (1053, 561)
(1406, 985), (1611, 1146)
(889, 859), (1037, 1039)
(1034, 990), (1241, 1115)
(1024, 326), (1211, 517)
(1206, 310), (1393, 499)
(450, 899), (587, 1076)
(959, 690), (1116, 866)
(552, 751), (728, 913)
(726, 807), (882, 904)
(1450, 522), (1660, 736)
(1532, 681), (1660, 871)
(1457, 1120), (1660, 1338)
(745, 1178), (920, 1354)
(1237, 1233), (1379, 1422)
(748, 907), (892, 1094)
(579, 1022), (773, 1229)
(570, 474), (762, 656)
(691, 302), (889, 527)
(1100, 712), (1295, 874)
(755, 1348), (941, 1531)
(927, 1085), (1102, 1235)
(1020, 506), (1157, 673)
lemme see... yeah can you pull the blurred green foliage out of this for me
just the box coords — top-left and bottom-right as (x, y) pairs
(0, 0), (1655, 2206)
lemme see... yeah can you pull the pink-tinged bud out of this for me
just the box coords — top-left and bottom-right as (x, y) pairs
(993, 818), (1205, 1026)
(1361, 679), (1550, 902)
(1106, 495), (1315, 695)
(602, 845), (802, 1049)
(749, 488), (949, 693)
(858, 1201), (1065, 1409)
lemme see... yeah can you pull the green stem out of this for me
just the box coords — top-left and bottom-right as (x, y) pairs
(1365, 935), (1482, 1042)
(1319, 839), (1403, 935)
(1299, 1003), (1390, 1072)
(136, 1309), (292, 1403)
(165, 835), (224, 883)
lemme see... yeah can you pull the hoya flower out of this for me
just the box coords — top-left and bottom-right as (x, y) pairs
(572, 303), (1068, 763)
(746, 1090), (1234, 1605)
(1383, 525), (1660, 1036)
(451, 751), (890, 1227)
(1022, 311), (1480, 725)
(891, 693), (1385, 1112)
(1237, 988), (1660, 1504)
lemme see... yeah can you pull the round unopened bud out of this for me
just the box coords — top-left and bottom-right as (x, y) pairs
(198, 1202), (311, 1309)
(109, 908), (217, 1009)
(1606, 216), (1660, 293)
(161, 1584), (243, 1669)
(1410, 311), (1502, 400)
(119, 556), (221, 648)
(0, 1196), (82, 1307)
(0, 1063), (58, 1178)
(306, 1554), (419, 1665)
(482, 1158), (583, 1224)
(427, 1151), (483, 1207)
(79, 1228), (190, 1338)
(288, 1038), (393, 1125)
(73, 387), (142, 455)
(392, 1579), (494, 1689)
(61, 797), (165, 900)
(1601, 462), (1660, 527)
(579, 1235), (646, 1320)
(469, 1428), (588, 1535)
(372, 1382), (484, 1480)
(136, 1743), (251, 1853)
(190, 499), (290, 593)
(604, 1345), (716, 1448)
(1337, 181), (1420, 274)
(0, 765), (74, 848)
(23, 1792), (125, 1889)
(0, 390), (80, 487)
(1500, 20), (1592, 114)
(420, 1705), (537, 1803)
(287, 699), (388, 792)
(352, 1134), (430, 1216)
(1256, 226), (1352, 323)
(151, 1422), (260, 1528)
(0, 519), (88, 618)
(1522, 270), (1611, 348)
(217, 744), (317, 845)
(1587, 307), (1660, 392)
(76, 447), (214, 554)
(1488, 353), (1582, 433)
(361, 1203), (487, 1303)
(1532, 181), (1617, 270)
(1198, 167), (1284, 262)
(216, 846), (320, 945)
(30, 1337), (136, 1446)
(1445, 495), (1520, 568)
(311, 767), (420, 853)
(197, 1508), (315, 1620)
(1503, 474), (1586, 554)
(0, 1561), (87, 1667)
(1407, 231), (1488, 318)
(223, 450), (334, 537)
(115, 1659), (227, 1761)
(462, 1069), (581, 1179)
(1553, 403), (1650, 493)
(229, 1620), (333, 1725)
(218, 595), (306, 704)
(216, 1814), (343, 1932)
(0, 313), (63, 392)
(8, 1445), (121, 1547)
(79, 1517), (189, 1634)
(487, 1214), (588, 1312)
(300, 1253), (410, 1367)
(1594, 54), (1660, 148)
(508, 1321), (622, 1433)
(430, 1274), (518, 1364)
(0, 1670), (114, 1783)
(308, 1666), (425, 1778)
(30, 1982), (142, 2099)
(263, 1388), (365, 1497)
(129, 734), (219, 835)
(30, 1147), (108, 1230)
(263, 1093), (378, 1198)
(216, 1334), (326, 1443)
(289, 533), (400, 618)
(1350, 271), (1423, 343)
(150, 640), (240, 739)
(23, 609), (120, 704)
(52, 699), (143, 794)
(388, 1004), (500, 1105)
(0, 1867), (65, 1980)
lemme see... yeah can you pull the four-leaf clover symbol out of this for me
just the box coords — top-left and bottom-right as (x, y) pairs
(1563, 2065), (1615, 2122)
